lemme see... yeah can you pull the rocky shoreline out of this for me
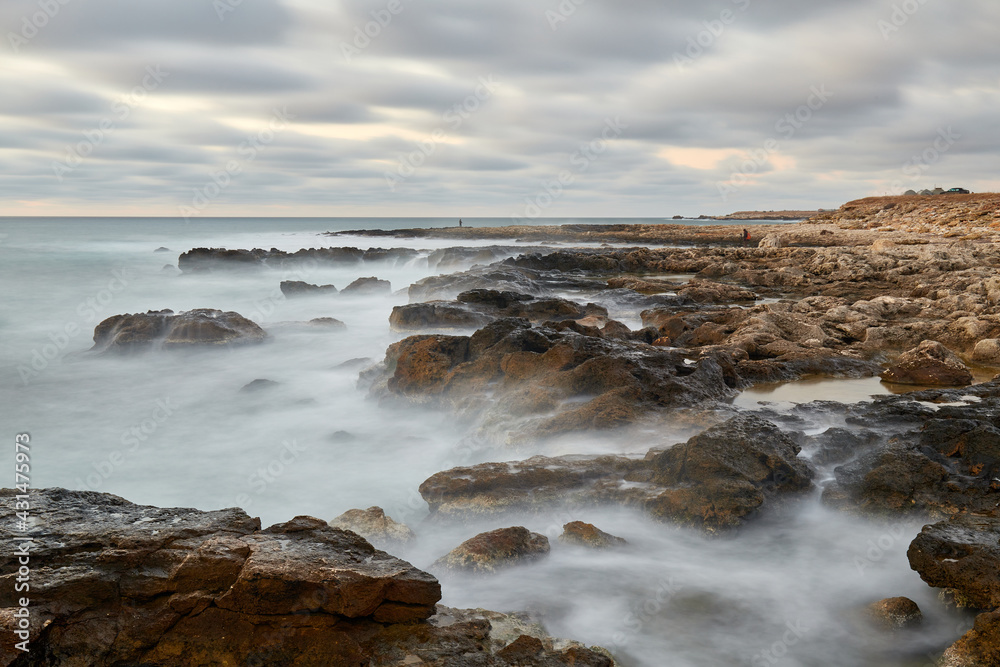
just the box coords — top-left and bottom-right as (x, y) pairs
(7, 195), (1000, 666)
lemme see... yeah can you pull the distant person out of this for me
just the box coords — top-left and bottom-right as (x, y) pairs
(742, 228), (750, 246)
(459, 219), (463, 228)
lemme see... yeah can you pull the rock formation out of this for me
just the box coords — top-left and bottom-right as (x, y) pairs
(92, 308), (266, 352)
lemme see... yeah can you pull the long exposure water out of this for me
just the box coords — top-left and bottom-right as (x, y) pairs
(0, 217), (971, 666)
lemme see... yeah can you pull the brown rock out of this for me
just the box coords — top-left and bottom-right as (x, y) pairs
(940, 611), (1000, 667)
(280, 280), (338, 297)
(342, 276), (391, 295)
(865, 597), (922, 630)
(330, 506), (417, 550)
(973, 339), (1000, 365)
(434, 527), (550, 573)
(907, 514), (1000, 610)
(558, 522), (627, 549)
(92, 308), (266, 352)
(881, 340), (973, 386)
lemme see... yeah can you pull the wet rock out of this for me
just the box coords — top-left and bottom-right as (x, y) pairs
(343, 276), (391, 295)
(240, 378), (280, 393)
(864, 597), (922, 630)
(178, 246), (419, 272)
(558, 522), (628, 549)
(809, 427), (881, 466)
(434, 527), (550, 573)
(375, 319), (737, 438)
(393, 291), (609, 333)
(907, 513), (1000, 610)
(330, 506), (416, 550)
(880, 340), (974, 386)
(605, 276), (679, 294)
(0, 488), (441, 666)
(973, 338), (1000, 365)
(457, 288), (536, 309)
(939, 611), (1000, 667)
(280, 280), (338, 297)
(308, 317), (346, 328)
(675, 280), (758, 304)
(420, 415), (814, 531)
(92, 308), (266, 352)
(390, 302), (492, 331)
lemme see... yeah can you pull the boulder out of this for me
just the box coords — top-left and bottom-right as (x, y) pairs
(907, 513), (1000, 610)
(342, 276), (391, 295)
(558, 522), (628, 549)
(939, 611), (1000, 667)
(280, 280), (338, 297)
(389, 302), (491, 331)
(92, 308), (266, 352)
(864, 597), (922, 630)
(0, 488), (440, 666)
(308, 317), (347, 329)
(758, 234), (785, 248)
(880, 340), (973, 386)
(420, 415), (814, 532)
(330, 506), (416, 550)
(973, 339), (1000, 366)
(434, 527), (550, 574)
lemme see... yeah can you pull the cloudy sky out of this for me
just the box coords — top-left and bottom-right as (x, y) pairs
(1, 0), (997, 218)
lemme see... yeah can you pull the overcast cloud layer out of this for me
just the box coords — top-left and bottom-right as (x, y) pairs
(1, 0), (997, 217)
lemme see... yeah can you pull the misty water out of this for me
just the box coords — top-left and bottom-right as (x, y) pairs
(0, 217), (972, 666)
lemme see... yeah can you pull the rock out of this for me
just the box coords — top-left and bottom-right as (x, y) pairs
(758, 234), (785, 248)
(939, 611), (1000, 667)
(420, 415), (814, 532)
(280, 280), (338, 297)
(973, 339), (1000, 365)
(92, 308), (266, 352)
(330, 506), (416, 550)
(342, 276), (391, 295)
(0, 488), (441, 666)
(558, 522), (628, 549)
(907, 513), (1000, 610)
(240, 378), (280, 393)
(675, 280), (758, 304)
(434, 527), (550, 573)
(864, 597), (922, 630)
(154, 246), (170, 252)
(390, 302), (492, 331)
(178, 246), (420, 273)
(881, 340), (973, 386)
(457, 289), (536, 309)
(308, 317), (346, 328)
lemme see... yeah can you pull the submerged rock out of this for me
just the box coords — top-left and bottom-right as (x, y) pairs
(864, 597), (923, 631)
(92, 308), (266, 352)
(330, 506), (416, 550)
(420, 415), (814, 531)
(342, 276), (391, 295)
(558, 522), (628, 549)
(390, 290), (609, 332)
(240, 378), (280, 393)
(880, 340), (973, 386)
(280, 280), (338, 297)
(434, 527), (550, 573)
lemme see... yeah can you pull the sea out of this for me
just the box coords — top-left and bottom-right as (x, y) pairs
(0, 216), (970, 666)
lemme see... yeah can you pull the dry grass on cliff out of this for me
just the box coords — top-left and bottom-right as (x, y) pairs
(808, 193), (1000, 236)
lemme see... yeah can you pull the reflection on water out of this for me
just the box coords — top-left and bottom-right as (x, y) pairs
(735, 377), (891, 410)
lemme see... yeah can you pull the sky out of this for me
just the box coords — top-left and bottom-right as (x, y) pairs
(1, 0), (997, 218)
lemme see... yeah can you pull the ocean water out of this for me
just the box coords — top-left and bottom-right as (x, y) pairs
(0, 217), (968, 666)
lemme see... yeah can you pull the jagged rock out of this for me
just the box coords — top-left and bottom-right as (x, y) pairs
(939, 611), (1000, 667)
(907, 513), (1000, 610)
(374, 319), (738, 439)
(92, 308), (266, 352)
(558, 522), (627, 549)
(758, 234), (786, 248)
(434, 527), (550, 573)
(330, 507), (416, 550)
(880, 340), (973, 386)
(0, 488), (440, 666)
(342, 276), (391, 295)
(420, 415), (814, 531)
(280, 280), (338, 297)
(864, 597), (922, 630)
